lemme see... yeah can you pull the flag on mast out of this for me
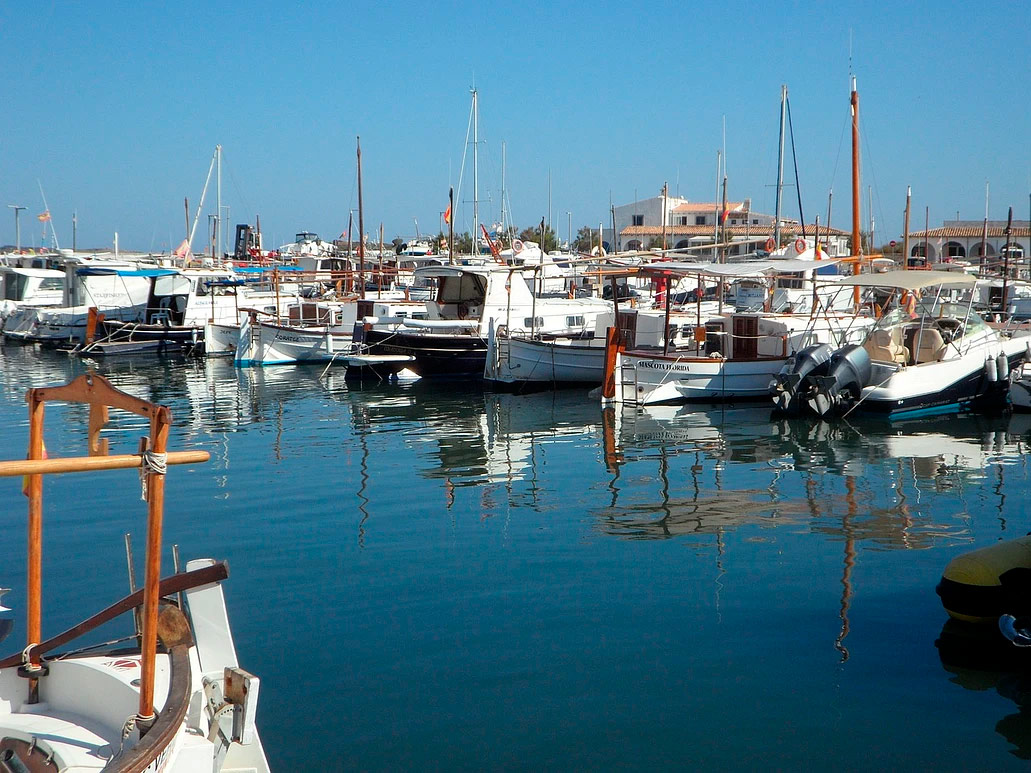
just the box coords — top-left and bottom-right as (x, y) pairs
(443, 203), (452, 226)
(37, 210), (51, 223)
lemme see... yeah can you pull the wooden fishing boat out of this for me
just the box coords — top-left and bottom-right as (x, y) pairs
(0, 373), (269, 772)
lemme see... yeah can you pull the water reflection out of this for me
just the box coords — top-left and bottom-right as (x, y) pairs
(937, 619), (1031, 760)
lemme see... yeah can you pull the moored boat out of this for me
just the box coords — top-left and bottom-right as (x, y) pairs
(0, 373), (269, 772)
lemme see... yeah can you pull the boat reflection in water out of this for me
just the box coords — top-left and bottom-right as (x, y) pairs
(937, 618), (1031, 760)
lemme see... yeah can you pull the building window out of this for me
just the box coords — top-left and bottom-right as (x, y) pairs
(679, 217), (688, 226)
(695, 216), (706, 225)
(731, 219), (738, 225)
(943, 241), (966, 259)
(752, 219), (759, 225)
(632, 215), (644, 226)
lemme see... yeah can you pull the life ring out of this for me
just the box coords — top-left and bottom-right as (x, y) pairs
(794, 238), (806, 254)
(512, 239), (524, 254)
(765, 237), (776, 251)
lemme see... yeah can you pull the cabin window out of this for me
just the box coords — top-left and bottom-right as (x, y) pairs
(632, 215), (644, 226)
(523, 316), (545, 329)
(566, 315), (585, 328)
(437, 273), (487, 304)
(4, 275), (27, 300)
(31, 259), (43, 268)
(695, 216), (706, 225)
(39, 277), (63, 290)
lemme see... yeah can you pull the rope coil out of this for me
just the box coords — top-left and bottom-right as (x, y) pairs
(139, 450), (167, 501)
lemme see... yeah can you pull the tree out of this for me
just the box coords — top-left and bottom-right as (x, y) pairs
(647, 236), (665, 249)
(572, 225), (596, 253)
(453, 231), (474, 254)
(516, 223), (560, 253)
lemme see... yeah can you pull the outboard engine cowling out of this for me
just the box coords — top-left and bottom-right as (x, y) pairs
(806, 344), (872, 418)
(771, 343), (835, 414)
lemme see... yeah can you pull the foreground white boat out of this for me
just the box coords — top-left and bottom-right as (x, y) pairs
(773, 271), (1030, 419)
(0, 373), (268, 772)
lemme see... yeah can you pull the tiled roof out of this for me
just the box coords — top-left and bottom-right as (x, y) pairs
(908, 227), (1031, 238)
(671, 201), (746, 213)
(620, 224), (849, 237)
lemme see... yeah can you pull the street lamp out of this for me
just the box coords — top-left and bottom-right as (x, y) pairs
(7, 205), (26, 252)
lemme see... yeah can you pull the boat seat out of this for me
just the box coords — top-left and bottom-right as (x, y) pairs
(914, 328), (946, 363)
(864, 329), (908, 364)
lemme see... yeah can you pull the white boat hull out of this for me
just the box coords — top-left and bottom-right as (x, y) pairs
(234, 317), (352, 366)
(611, 352), (789, 405)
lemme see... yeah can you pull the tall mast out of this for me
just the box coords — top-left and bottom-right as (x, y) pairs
(472, 88), (479, 255)
(902, 186), (912, 269)
(850, 76), (862, 306)
(216, 144), (222, 259)
(774, 85), (787, 247)
(357, 135), (365, 299)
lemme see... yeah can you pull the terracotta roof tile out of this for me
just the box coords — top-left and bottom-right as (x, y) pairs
(908, 226), (1031, 238)
(619, 224), (849, 237)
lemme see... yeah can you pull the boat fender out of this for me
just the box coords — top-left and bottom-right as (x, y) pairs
(986, 357), (998, 383)
(997, 352), (1010, 382)
(794, 238), (806, 254)
(937, 536), (1031, 624)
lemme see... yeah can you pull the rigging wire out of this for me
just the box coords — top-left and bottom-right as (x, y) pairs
(786, 96), (806, 235)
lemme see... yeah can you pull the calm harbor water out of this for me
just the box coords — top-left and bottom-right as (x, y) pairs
(2, 343), (1031, 769)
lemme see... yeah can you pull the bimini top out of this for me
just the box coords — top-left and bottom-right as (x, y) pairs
(75, 267), (179, 277)
(827, 269), (979, 291)
(640, 258), (846, 278)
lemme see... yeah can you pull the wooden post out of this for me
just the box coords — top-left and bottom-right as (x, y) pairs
(138, 405), (171, 727)
(24, 391), (45, 702)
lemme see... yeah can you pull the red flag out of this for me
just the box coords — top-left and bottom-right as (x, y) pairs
(443, 204), (452, 225)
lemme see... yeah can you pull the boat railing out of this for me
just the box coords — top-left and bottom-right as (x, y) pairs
(0, 372), (209, 741)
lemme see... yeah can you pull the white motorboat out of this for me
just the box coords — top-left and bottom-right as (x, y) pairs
(0, 373), (269, 773)
(773, 270), (1031, 419)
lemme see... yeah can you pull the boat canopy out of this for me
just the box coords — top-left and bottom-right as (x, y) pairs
(827, 269), (979, 291)
(233, 265), (303, 273)
(75, 267), (178, 277)
(642, 258), (846, 278)
(4, 267), (65, 278)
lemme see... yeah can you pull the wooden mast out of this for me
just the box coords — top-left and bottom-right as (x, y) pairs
(357, 136), (366, 300)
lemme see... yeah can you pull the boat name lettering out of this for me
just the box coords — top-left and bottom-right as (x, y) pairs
(636, 360), (690, 372)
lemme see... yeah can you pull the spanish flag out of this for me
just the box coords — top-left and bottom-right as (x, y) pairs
(37, 210), (51, 223)
(443, 204), (452, 226)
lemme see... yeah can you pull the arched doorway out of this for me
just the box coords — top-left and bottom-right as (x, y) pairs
(943, 241), (965, 259)
(674, 239), (691, 249)
(911, 242), (936, 259)
(1001, 242), (1025, 261)
(971, 241), (995, 259)
(626, 239), (643, 250)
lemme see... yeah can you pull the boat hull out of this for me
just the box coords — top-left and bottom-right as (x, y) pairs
(363, 328), (486, 377)
(485, 334), (606, 385)
(612, 351), (789, 405)
(235, 319), (353, 366)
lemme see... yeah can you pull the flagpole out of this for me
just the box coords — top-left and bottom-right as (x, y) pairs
(37, 181), (59, 251)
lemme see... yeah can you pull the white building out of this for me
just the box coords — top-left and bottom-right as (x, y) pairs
(908, 220), (1029, 267)
(605, 191), (848, 256)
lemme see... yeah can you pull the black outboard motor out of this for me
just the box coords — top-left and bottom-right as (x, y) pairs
(771, 343), (835, 414)
(806, 344), (872, 418)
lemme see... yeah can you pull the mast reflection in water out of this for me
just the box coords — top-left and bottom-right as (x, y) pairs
(1, 344), (1031, 769)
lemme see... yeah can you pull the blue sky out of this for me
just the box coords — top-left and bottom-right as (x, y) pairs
(2, 0), (1029, 251)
